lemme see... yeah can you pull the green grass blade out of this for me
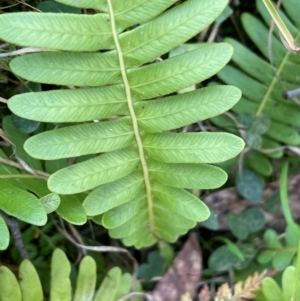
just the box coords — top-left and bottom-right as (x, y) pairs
(280, 161), (294, 227)
(261, 0), (299, 53)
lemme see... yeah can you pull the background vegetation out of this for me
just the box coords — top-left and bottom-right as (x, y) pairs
(0, 0), (300, 300)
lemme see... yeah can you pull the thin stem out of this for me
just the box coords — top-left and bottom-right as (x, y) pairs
(0, 47), (52, 58)
(118, 292), (155, 301)
(0, 156), (49, 179)
(262, 0), (299, 53)
(107, 0), (156, 235)
(256, 31), (300, 116)
(56, 218), (139, 293)
(0, 174), (39, 179)
(0, 97), (7, 104)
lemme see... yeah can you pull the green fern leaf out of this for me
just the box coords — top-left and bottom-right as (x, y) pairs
(24, 117), (134, 159)
(135, 86), (241, 132)
(48, 147), (140, 194)
(0, 216), (9, 250)
(0, 181), (47, 225)
(143, 132), (243, 163)
(3, 115), (42, 170)
(93, 267), (122, 301)
(0, 248), (137, 301)
(50, 249), (72, 301)
(40, 193), (61, 214)
(8, 87), (128, 122)
(148, 161), (227, 189)
(56, 195), (87, 225)
(2, 0), (244, 248)
(19, 260), (43, 301)
(57, 0), (179, 29)
(0, 266), (22, 301)
(261, 277), (284, 301)
(74, 256), (96, 301)
(83, 171), (144, 216)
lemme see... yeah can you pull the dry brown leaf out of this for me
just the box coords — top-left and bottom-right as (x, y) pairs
(180, 292), (192, 301)
(198, 284), (211, 301)
(152, 232), (202, 301)
(214, 270), (269, 301)
(232, 270), (267, 300)
(0, 128), (12, 146)
(215, 283), (232, 301)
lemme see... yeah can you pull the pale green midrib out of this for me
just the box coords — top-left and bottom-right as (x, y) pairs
(256, 31), (300, 116)
(107, 0), (156, 235)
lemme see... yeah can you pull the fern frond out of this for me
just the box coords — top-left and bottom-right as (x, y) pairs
(0, 0), (244, 248)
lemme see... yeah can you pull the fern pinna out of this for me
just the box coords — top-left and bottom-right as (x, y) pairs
(0, 248), (137, 300)
(0, 0), (244, 248)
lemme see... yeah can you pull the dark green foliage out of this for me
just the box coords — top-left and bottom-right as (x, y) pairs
(138, 251), (165, 281)
(235, 168), (264, 203)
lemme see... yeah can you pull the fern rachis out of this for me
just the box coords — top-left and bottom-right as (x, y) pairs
(0, 0), (244, 248)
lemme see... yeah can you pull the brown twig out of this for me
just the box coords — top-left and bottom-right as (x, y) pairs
(55, 221), (139, 294)
(0, 97), (7, 104)
(0, 156), (50, 179)
(0, 211), (30, 259)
